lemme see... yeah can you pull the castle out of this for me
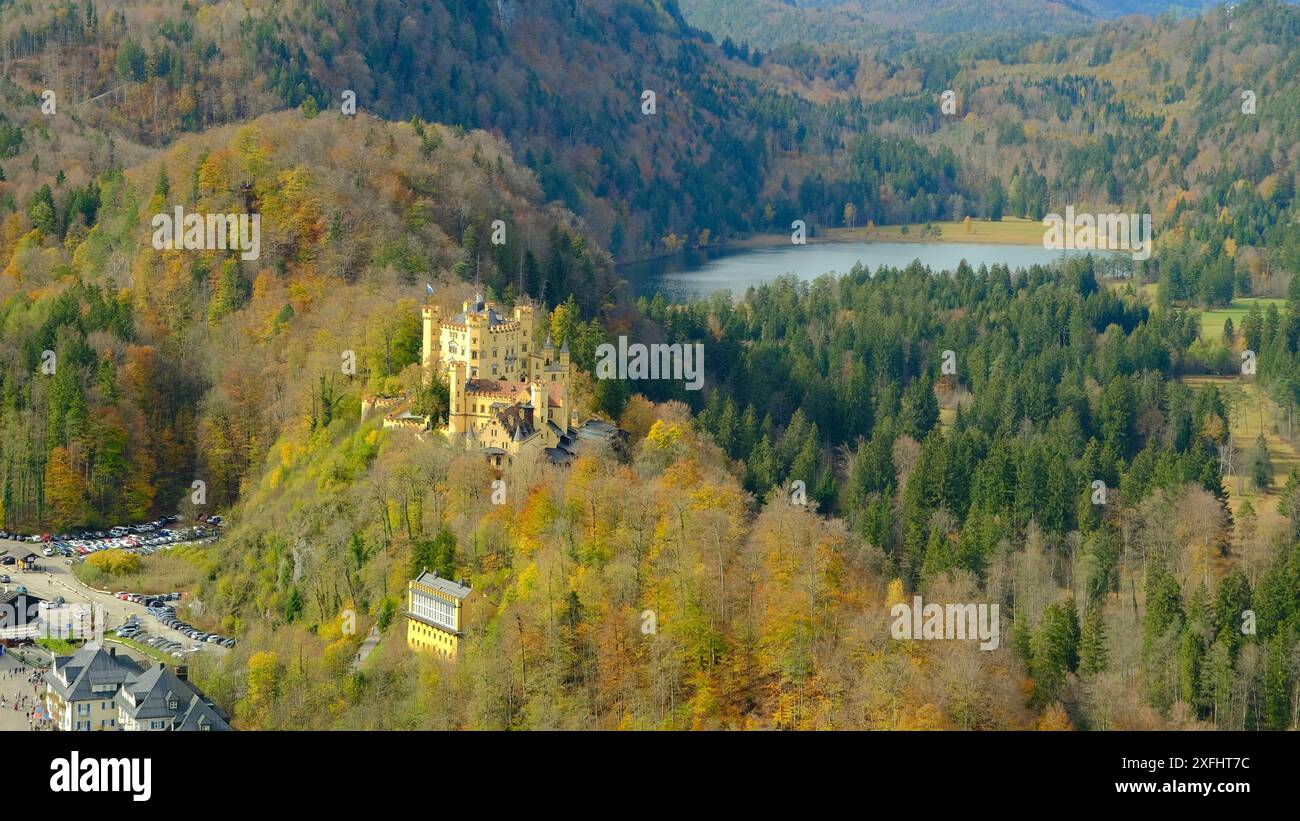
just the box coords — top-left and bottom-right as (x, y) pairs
(390, 295), (581, 467)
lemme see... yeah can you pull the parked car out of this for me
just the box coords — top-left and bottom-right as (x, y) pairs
(0, 574), (10, 584)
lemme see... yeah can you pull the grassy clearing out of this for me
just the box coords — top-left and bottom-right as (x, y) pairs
(1181, 375), (1300, 520)
(72, 544), (213, 594)
(1106, 281), (1156, 301)
(1196, 297), (1287, 341)
(36, 637), (79, 655)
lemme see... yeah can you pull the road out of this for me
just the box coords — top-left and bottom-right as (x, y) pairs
(0, 538), (227, 660)
(351, 624), (381, 672)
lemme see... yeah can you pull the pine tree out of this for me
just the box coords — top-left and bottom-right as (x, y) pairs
(1277, 468), (1300, 522)
(745, 435), (778, 495)
(28, 185), (56, 234)
(1263, 632), (1292, 730)
(208, 259), (248, 324)
(284, 588), (304, 622)
(1201, 637), (1236, 728)
(1251, 434), (1273, 490)
(1212, 568), (1251, 654)
(1079, 605), (1109, 675)
(1178, 629), (1205, 711)
(1029, 601), (1080, 706)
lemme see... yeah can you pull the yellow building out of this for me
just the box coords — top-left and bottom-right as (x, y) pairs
(405, 571), (471, 659)
(425, 295), (579, 467)
(422, 294), (570, 386)
(45, 643), (142, 731)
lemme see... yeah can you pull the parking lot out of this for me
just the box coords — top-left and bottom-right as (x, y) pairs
(1, 515), (223, 563)
(112, 597), (237, 658)
(0, 517), (232, 664)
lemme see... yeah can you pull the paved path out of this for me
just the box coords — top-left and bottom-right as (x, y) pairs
(351, 624), (381, 672)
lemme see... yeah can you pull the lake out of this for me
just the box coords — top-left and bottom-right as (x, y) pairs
(623, 240), (1105, 301)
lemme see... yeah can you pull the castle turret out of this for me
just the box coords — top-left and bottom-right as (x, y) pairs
(531, 381), (549, 428)
(421, 304), (439, 375)
(513, 302), (535, 342)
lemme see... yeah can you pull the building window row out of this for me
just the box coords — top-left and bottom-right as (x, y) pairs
(411, 591), (457, 632)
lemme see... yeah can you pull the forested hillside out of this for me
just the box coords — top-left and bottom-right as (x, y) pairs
(0, 0), (992, 260)
(679, 1), (1241, 53)
(7, 0), (1293, 269)
(0, 106), (610, 529)
(179, 258), (1300, 730)
(679, 0), (1099, 51)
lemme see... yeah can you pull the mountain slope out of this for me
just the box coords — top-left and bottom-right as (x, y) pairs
(678, 0), (1236, 52)
(678, 0), (1101, 50)
(0, 106), (607, 529)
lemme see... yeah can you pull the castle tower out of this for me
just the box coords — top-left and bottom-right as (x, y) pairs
(513, 303), (535, 341)
(530, 381), (549, 428)
(421, 304), (439, 376)
(465, 310), (487, 378)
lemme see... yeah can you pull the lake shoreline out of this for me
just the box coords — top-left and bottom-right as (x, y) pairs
(703, 218), (1050, 255)
(624, 227), (1105, 301)
(619, 218), (1048, 268)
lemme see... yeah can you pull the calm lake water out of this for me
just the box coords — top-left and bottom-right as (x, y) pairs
(623, 241), (1099, 301)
